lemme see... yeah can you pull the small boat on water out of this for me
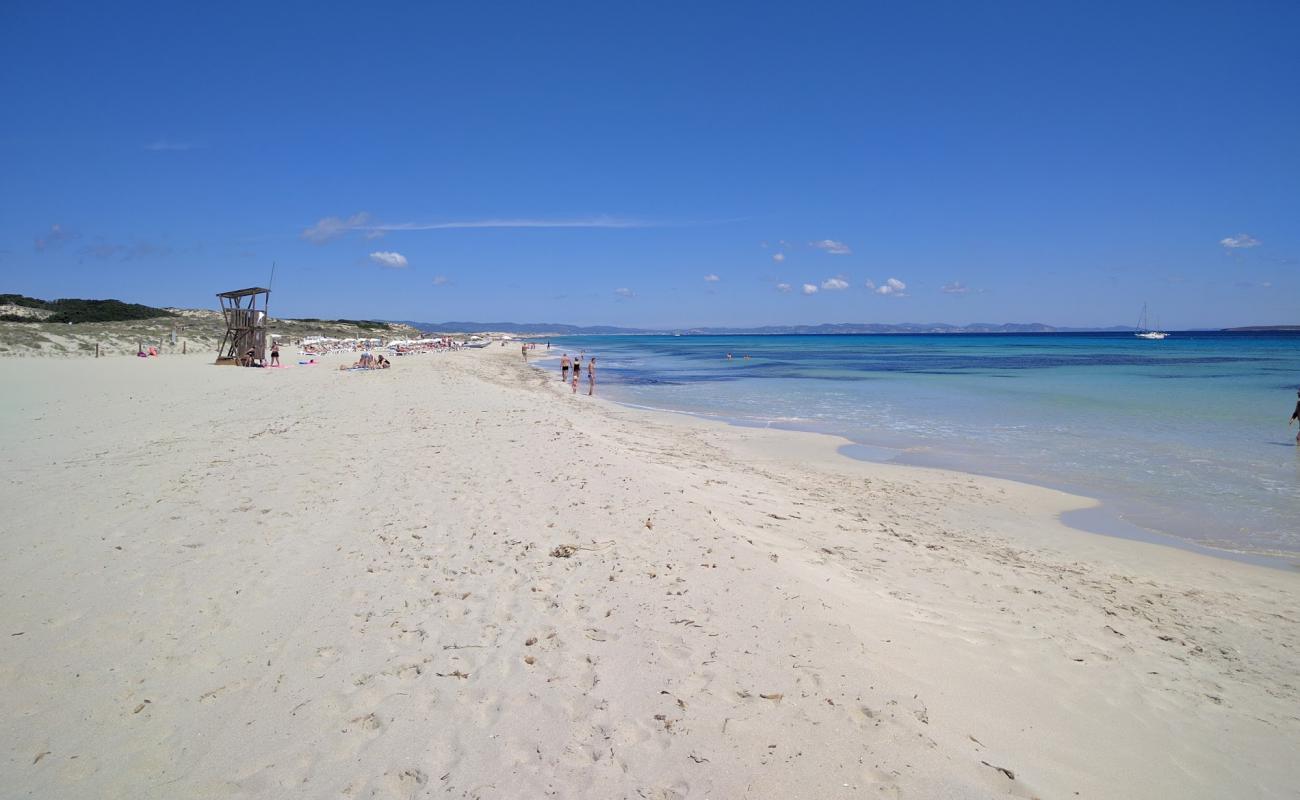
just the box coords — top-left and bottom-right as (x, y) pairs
(1135, 303), (1168, 340)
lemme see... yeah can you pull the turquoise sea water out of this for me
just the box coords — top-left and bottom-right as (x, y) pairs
(542, 333), (1300, 559)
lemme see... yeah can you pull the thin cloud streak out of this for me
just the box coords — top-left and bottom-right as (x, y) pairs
(301, 213), (741, 242)
(370, 217), (656, 231)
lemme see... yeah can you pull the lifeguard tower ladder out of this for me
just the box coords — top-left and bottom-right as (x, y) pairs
(216, 287), (270, 365)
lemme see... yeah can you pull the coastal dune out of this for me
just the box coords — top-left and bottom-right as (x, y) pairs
(1, 348), (1297, 799)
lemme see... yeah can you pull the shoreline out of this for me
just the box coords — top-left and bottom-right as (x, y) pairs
(527, 353), (1300, 570)
(3, 349), (1298, 798)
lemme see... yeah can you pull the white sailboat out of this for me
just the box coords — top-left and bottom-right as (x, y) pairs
(1135, 303), (1168, 339)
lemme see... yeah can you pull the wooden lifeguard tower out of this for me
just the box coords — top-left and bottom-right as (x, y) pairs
(215, 287), (270, 365)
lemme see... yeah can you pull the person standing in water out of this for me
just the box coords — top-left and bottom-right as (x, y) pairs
(587, 357), (596, 396)
(1290, 390), (1300, 444)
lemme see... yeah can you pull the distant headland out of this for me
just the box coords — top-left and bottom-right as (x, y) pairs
(401, 321), (1142, 336)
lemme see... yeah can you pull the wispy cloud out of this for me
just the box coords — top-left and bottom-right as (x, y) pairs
(614, 287), (635, 298)
(432, 275), (450, 286)
(1220, 233), (1260, 249)
(369, 251), (408, 268)
(821, 276), (849, 290)
(941, 281), (972, 295)
(703, 273), (720, 282)
(302, 212), (373, 244)
(144, 139), (198, 152)
(34, 223), (76, 251)
(78, 238), (173, 261)
(302, 212), (662, 243)
(374, 216), (654, 232)
(772, 252), (785, 263)
(801, 283), (819, 295)
(874, 277), (907, 296)
(810, 239), (851, 255)
(776, 282), (793, 293)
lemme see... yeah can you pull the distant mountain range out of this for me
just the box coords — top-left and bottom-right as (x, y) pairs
(397, 320), (1141, 335)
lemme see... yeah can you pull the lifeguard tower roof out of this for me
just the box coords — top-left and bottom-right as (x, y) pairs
(216, 287), (271, 299)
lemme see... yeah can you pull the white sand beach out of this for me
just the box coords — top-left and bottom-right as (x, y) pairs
(2, 347), (1297, 799)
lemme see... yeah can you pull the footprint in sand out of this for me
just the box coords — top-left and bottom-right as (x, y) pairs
(355, 712), (384, 731)
(384, 767), (428, 797)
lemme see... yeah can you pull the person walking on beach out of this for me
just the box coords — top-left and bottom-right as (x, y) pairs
(270, 342), (280, 367)
(571, 367), (578, 394)
(573, 356), (581, 380)
(561, 353), (570, 382)
(587, 357), (596, 396)
(1290, 390), (1300, 444)
(522, 343), (528, 361)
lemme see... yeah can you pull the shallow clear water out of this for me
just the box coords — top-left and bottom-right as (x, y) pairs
(546, 333), (1300, 557)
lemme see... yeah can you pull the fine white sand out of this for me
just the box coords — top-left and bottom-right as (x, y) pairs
(1, 348), (1297, 799)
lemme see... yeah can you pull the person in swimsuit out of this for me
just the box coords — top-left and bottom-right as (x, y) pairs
(573, 357), (581, 379)
(587, 357), (596, 396)
(571, 367), (578, 394)
(1289, 390), (1300, 444)
(270, 343), (280, 367)
(561, 354), (570, 382)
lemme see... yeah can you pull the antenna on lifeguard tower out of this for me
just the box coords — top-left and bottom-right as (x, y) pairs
(267, 262), (276, 316)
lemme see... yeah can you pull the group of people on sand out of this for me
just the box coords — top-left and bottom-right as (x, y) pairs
(559, 352), (596, 396)
(240, 343), (280, 367)
(338, 349), (390, 370)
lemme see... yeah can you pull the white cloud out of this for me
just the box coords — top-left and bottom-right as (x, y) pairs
(776, 282), (793, 293)
(810, 239), (851, 255)
(369, 251), (408, 268)
(874, 277), (907, 296)
(801, 283), (819, 295)
(1220, 233), (1260, 249)
(303, 212), (373, 243)
(703, 273), (720, 282)
(614, 287), (635, 298)
(941, 281), (971, 295)
(432, 275), (450, 286)
(864, 279), (876, 290)
(821, 277), (849, 290)
(772, 252), (785, 262)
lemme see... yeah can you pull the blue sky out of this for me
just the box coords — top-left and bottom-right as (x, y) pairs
(1, 1), (1296, 328)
